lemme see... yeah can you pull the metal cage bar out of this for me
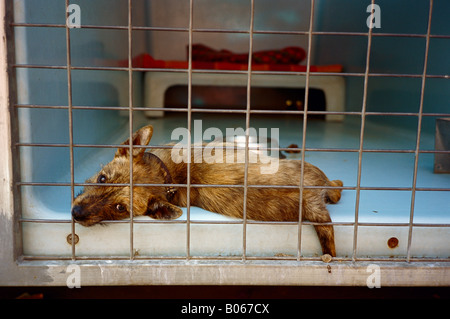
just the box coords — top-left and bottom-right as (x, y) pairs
(185, 0), (194, 260)
(352, 0), (375, 261)
(64, 0), (76, 261)
(241, 0), (256, 261)
(297, 0), (316, 261)
(10, 21), (450, 40)
(406, 0), (434, 262)
(127, 0), (135, 261)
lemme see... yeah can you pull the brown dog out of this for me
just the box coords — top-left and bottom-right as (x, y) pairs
(71, 125), (343, 256)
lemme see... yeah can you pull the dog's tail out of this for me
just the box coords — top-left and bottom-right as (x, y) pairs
(326, 179), (343, 204)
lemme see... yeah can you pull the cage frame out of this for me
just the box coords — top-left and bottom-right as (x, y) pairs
(1, 0), (449, 287)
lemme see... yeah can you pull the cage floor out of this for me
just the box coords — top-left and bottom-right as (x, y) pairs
(22, 113), (450, 258)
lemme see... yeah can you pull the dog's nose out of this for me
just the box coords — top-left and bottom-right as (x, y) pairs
(71, 205), (84, 220)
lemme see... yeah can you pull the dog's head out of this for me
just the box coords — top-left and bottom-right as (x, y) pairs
(71, 125), (182, 226)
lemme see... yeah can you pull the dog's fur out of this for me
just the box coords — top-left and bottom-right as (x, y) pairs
(71, 125), (343, 256)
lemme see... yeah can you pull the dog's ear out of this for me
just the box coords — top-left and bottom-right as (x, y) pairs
(146, 198), (183, 220)
(116, 125), (154, 158)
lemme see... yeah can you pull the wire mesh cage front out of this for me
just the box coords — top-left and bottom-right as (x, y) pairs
(10, 0), (450, 270)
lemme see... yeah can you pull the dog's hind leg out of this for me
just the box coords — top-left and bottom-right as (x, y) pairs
(325, 179), (343, 204)
(313, 224), (336, 257)
(302, 194), (336, 257)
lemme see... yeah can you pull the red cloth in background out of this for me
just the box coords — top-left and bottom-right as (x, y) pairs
(118, 53), (342, 72)
(117, 44), (342, 72)
(191, 44), (306, 65)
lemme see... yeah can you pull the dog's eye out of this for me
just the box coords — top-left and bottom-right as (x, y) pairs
(97, 174), (107, 183)
(116, 204), (126, 212)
